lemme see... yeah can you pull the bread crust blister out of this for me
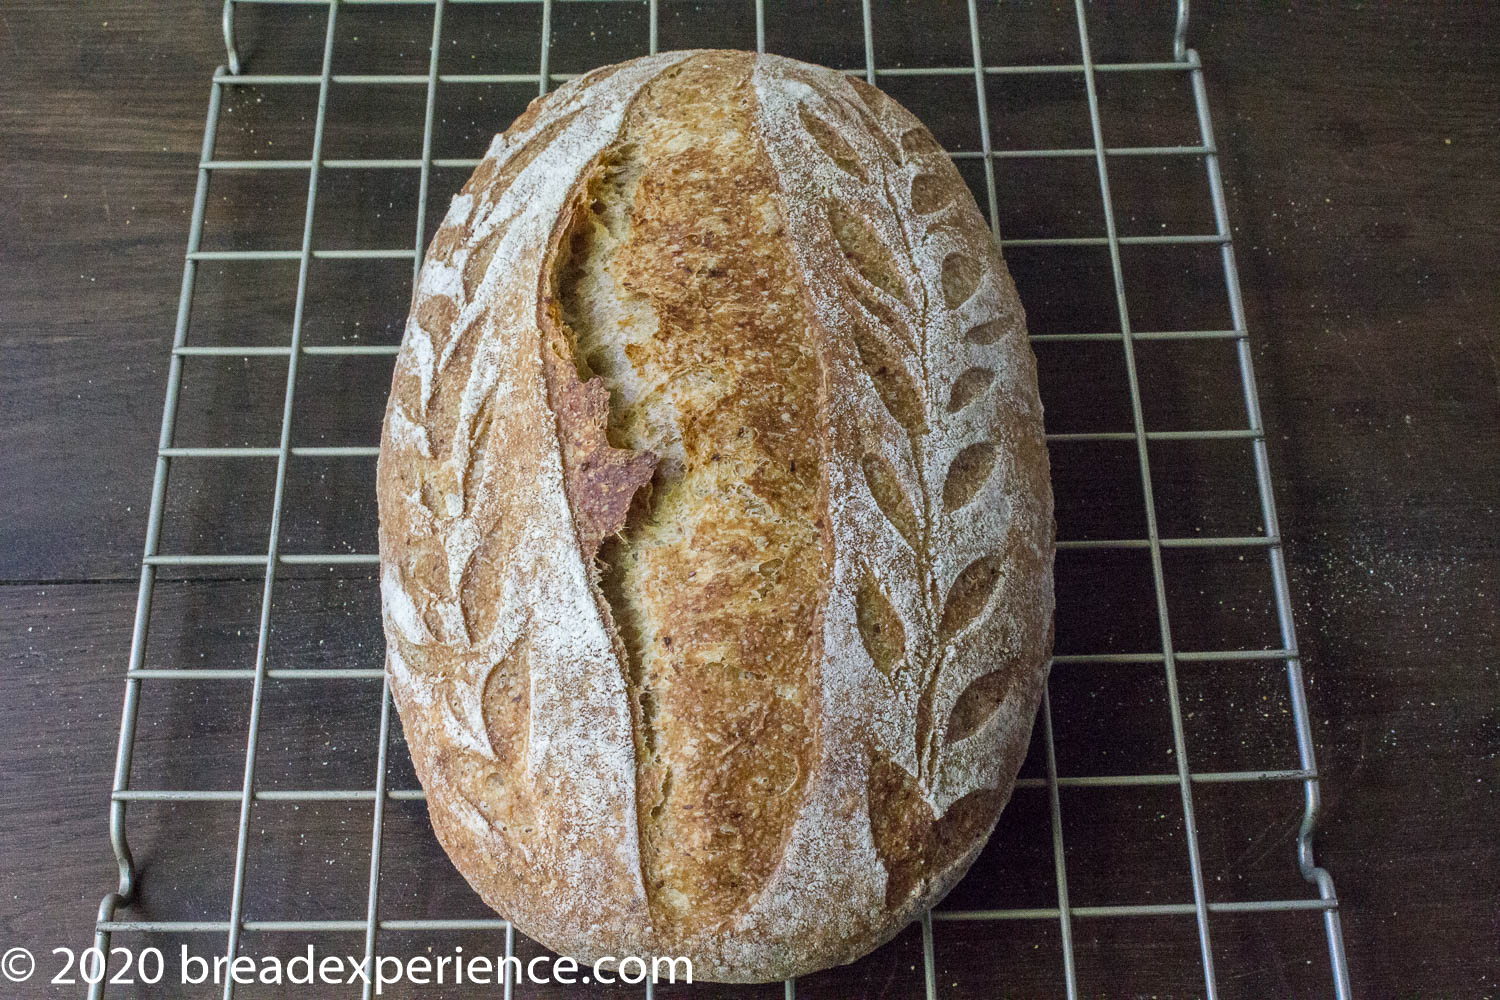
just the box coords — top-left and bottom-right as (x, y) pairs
(376, 49), (1054, 982)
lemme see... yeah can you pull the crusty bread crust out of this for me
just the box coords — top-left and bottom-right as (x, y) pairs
(553, 54), (828, 935)
(376, 50), (1053, 982)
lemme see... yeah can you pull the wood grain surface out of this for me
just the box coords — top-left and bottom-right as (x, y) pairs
(1, 3), (1496, 998)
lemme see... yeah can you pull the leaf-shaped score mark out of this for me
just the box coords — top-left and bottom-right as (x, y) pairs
(850, 318), (926, 437)
(947, 367), (995, 413)
(416, 294), (459, 341)
(938, 552), (1004, 644)
(482, 640), (531, 767)
(861, 450), (922, 554)
(941, 252), (984, 309)
(944, 669), (1013, 745)
(899, 127), (946, 166)
(472, 638), (539, 831)
(849, 281), (917, 356)
(411, 292), (467, 387)
(463, 224), (507, 300)
(867, 750), (1007, 907)
(910, 173), (954, 216)
(942, 442), (998, 513)
(828, 201), (913, 307)
(460, 393), (496, 501)
(964, 318), (1006, 345)
(855, 570), (906, 681)
(798, 103), (867, 182)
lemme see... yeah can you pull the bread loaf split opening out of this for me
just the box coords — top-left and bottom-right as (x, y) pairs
(544, 52), (826, 933)
(550, 143), (673, 818)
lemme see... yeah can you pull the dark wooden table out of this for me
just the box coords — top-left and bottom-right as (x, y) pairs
(2, 3), (1496, 998)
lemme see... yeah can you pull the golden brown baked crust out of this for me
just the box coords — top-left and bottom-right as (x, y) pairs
(376, 49), (1053, 982)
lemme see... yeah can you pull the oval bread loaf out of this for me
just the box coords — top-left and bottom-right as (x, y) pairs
(377, 49), (1054, 982)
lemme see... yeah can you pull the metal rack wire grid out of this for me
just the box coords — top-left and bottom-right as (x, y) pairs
(89, 1), (1352, 997)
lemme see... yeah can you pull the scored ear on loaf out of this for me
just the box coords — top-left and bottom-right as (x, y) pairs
(376, 49), (1053, 983)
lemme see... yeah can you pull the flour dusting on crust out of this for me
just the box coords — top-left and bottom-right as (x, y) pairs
(724, 51), (1054, 965)
(376, 49), (1053, 983)
(378, 52), (693, 949)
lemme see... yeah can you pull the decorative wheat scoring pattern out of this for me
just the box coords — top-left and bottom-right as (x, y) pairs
(771, 64), (1039, 819)
(383, 59), (679, 783)
(377, 56), (1050, 954)
(381, 56), (703, 928)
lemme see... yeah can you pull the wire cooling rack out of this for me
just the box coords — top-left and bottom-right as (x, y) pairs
(89, 1), (1352, 997)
